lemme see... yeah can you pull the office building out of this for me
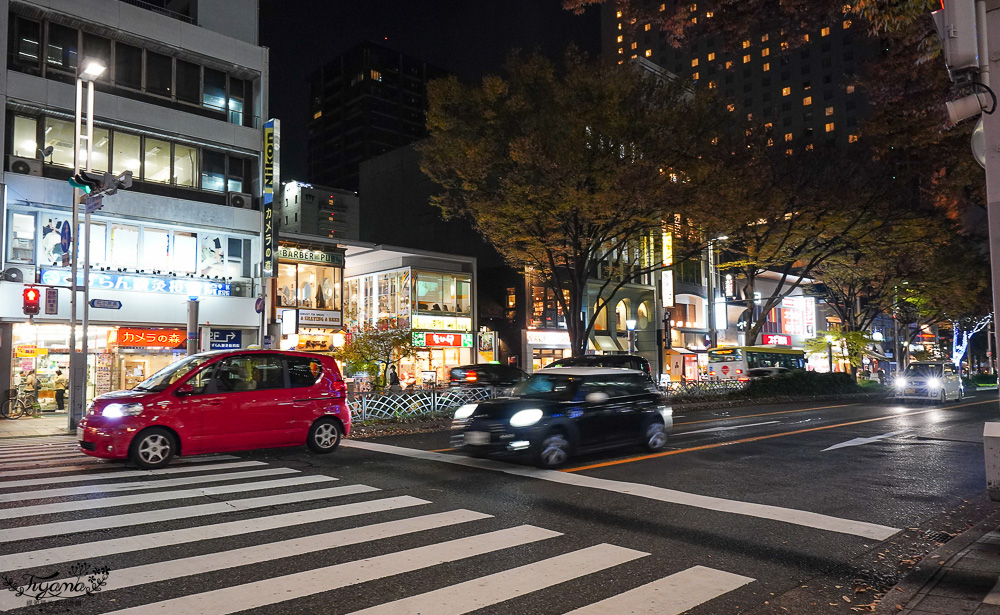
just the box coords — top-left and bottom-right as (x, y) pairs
(280, 181), (359, 240)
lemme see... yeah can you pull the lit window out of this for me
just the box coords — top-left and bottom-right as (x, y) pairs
(742, 40), (750, 49)
(692, 58), (699, 67)
(843, 20), (852, 29)
(618, 60), (624, 64)
(849, 134), (859, 143)
(743, 54), (751, 63)
(692, 71), (699, 80)
(631, 42), (637, 49)
(846, 85), (855, 94)
(709, 80), (717, 89)
(825, 106), (834, 116)
(370, 70), (381, 81)
(617, 10), (623, 17)
(727, 103), (735, 112)
(763, 62), (770, 72)
(803, 34), (810, 42)
(691, 17), (697, 23)
(762, 48), (771, 58)
(646, 49), (653, 57)
(618, 48), (624, 54)
(313, 110), (322, 120)
(784, 133), (793, 142)
(767, 138), (774, 146)
(782, 87), (791, 96)
(644, 23), (651, 31)
(805, 143), (814, 151)
(711, 136), (719, 144)
(825, 122), (835, 132)
(761, 33), (769, 42)
(617, 35), (623, 43)
(706, 11), (714, 17)
(708, 52), (716, 61)
(803, 96), (812, 105)
(630, 17), (636, 24)
(821, 27), (831, 36)
(12, 116), (37, 159)
(746, 129), (753, 136)
(746, 113), (753, 121)
(618, 23), (622, 30)
(781, 41), (789, 50)
(631, 54), (637, 59)
(725, 61), (733, 69)
(659, 4), (665, 11)
(690, 3), (697, 10)
(785, 149), (794, 155)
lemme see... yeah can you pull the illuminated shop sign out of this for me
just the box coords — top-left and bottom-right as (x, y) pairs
(413, 332), (473, 347)
(40, 268), (231, 297)
(113, 328), (186, 348)
(297, 309), (342, 329)
(762, 334), (791, 345)
(525, 330), (571, 346)
(411, 314), (472, 331)
(278, 245), (344, 266)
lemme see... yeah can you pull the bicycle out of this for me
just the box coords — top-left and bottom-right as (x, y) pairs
(1, 387), (38, 420)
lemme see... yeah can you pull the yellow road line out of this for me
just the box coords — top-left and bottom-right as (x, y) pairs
(429, 447), (456, 453)
(561, 398), (995, 473)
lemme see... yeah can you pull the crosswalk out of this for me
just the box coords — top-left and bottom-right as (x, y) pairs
(0, 435), (755, 614)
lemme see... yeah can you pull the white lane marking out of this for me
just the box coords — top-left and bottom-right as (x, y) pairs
(0, 448), (83, 457)
(0, 475), (336, 519)
(0, 444), (77, 452)
(0, 453), (84, 463)
(3, 509), (495, 608)
(0, 461), (266, 488)
(984, 576), (1000, 605)
(0, 484), (378, 544)
(343, 440), (901, 541)
(347, 544), (648, 615)
(678, 420), (780, 435)
(0, 467), (298, 502)
(822, 430), (910, 451)
(0, 495), (428, 573)
(0, 455), (240, 477)
(102, 525), (562, 615)
(564, 565), (754, 615)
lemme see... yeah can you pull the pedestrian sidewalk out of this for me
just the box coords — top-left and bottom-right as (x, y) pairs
(878, 508), (1000, 615)
(0, 413), (73, 438)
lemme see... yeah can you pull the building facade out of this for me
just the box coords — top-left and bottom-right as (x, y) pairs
(1, 0), (268, 405)
(280, 180), (359, 240)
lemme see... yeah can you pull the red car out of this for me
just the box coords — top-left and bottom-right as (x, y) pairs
(78, 350), (350, 469)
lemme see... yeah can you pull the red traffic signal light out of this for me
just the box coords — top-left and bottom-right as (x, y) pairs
(22, 286), (40, 316)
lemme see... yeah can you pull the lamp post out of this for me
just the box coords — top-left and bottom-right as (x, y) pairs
(826, 334), (835, 373)
(625, 318), (637, 353)
(706, 236), (728, 349)
(68, 57), (106, 430)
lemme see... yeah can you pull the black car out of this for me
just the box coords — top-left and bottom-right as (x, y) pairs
(451, 367), (672, 468)
(449, 364), (527, 387)
(543, 354), (654, 381)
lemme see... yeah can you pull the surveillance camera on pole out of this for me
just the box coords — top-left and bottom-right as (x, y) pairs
(932, 0), (980, 82)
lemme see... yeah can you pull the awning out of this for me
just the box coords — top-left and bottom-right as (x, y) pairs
(667, 348), (696, 355)
(592, 335), (622, 352)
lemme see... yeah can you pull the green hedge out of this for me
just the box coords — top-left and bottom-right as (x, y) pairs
(740, 371), (860, 398)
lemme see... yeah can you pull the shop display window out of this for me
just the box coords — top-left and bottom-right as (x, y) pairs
(277, 263), (297, 307)
(199, 235), (226, 277)
(12, 116), (36, 158)
(38, 216), (69, 266)
(297, 264), (341, 310)
(227, 238), (253, 279)
(89, 222), (107, 267)
(415, 271), (471, 314)
(110, 224), (139, 269)
(7, 212), (35, 263)
(142, 227), (170, 271)
(173, 232), (197, 273)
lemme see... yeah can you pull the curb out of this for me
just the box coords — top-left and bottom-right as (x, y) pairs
(873, 509), (1000, 615)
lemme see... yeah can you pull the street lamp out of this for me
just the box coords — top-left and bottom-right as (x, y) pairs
(68, 57), (106, 430)
(826, 334), (835, 373)
(625, 318), (637, 353)
(706, 236), (728, 349)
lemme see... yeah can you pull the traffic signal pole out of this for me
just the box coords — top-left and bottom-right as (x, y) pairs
(68, 72), (84, 430)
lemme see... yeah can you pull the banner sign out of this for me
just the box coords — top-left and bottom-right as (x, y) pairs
(262, 119), (280, 278)
(413, 332), (474, 347)
(525, 330), (571, 346)
(114, 329), (186, 348)
(297, 309), (342, 329)
(40, 268), (230, 297)
(277, 245), (344, 266)
(209, 329), (243, 350)
(762, 334), (791, 345)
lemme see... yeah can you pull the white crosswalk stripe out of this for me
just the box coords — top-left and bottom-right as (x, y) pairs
(0, 444), (755, 615)
(0, 455), (240, 477)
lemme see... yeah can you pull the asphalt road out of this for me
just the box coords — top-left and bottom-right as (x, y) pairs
(0, 392), (997, 614)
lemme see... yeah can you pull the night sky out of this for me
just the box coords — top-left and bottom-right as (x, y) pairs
(259, 0), (601, 181)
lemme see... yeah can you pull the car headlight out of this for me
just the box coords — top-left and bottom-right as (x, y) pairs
(454, 404), (478, 420)
(102, 403), (143, 418)
(509, 408), (543, 427)
(894, 377), (907, 388)
(928, 378), (942, 389)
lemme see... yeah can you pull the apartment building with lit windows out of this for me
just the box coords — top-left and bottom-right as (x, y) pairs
(1, 0), (269, 404)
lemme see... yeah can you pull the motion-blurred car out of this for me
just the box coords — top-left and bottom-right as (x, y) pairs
(893, 361), (963, 404)
(451, 367), (671, 468)
(747, 367), (792, 379)
(449, 364), (527, 387)
(543, 354), (654, 381)
(78, 350), (350, 469)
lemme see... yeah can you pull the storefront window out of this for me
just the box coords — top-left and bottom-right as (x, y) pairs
(89, 222), (107, 267)
(113, 132), (141, 176)
(415, 272), (471, 314)
(456, 279), (470, 315)
(45, 118), (75, 167)
(226, 238), (250, 279)
(173, 231), (197, 273)
(346, 278), (359, 323)
(277, 264), (297, 307)
(12, 116), (37, 158)
(142, 228), (170, 271)
(199, 235), (225, 277)
(615, 298), (631, 332)
(7, 213), (35, 264)
(416, 273), (442, 311)
(638, 301), (650, 329)
(377, 273), (395, 317)
(38, 216), (69, 266)
(173, 144), (197, 187)
(110, 224), (139, 269)
(398, 271), (411, 322)
(144, 138), (171, 183)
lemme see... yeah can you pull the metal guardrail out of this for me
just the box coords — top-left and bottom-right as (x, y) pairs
(348, 386), (511, 421)
(659, 380), (749, 398)
(119, 0), (195, 24)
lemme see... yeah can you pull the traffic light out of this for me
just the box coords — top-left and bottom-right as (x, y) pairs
(22, 286), (40, 316)
(68, 171), (104, 194)
(932, 0), (979, 81)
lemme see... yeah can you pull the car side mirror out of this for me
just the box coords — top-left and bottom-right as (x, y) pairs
(585, 391), (610, 404)
(175, 383), (194, 396)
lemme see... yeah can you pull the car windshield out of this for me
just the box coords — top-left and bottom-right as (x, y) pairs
(512, 374), (582, 401)
(133, 355), (214, 392)
(904, 364), (943, 378)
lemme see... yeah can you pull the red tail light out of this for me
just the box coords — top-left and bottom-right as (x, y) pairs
(736, 369), (743, 374)
(331, 379), (346, 397)
(465, 371), (478, 382)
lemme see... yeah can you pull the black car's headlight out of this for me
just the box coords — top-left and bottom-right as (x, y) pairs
(454, 404), (477, 420)
(509, 408), (543, 427)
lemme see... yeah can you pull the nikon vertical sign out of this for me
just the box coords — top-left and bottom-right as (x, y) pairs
(262, 119), (280, 277)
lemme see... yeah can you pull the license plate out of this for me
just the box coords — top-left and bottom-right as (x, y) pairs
(464, 431), (490, 446)
(76, 426), (83, 441)
(904, 388), (915, 395)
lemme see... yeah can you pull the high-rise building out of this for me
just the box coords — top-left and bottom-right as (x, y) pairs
(1, 0), (268, 404)
(307, 41), (448, 191)
(280, 181), (359, 240)
(602, 3), (870, 151)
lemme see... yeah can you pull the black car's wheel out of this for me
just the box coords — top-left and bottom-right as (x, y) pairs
(129, 427), (176, 469)
(307, 417), (342, 454)
(642, 420), (668, 452)
(536, 431), (571, 469)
